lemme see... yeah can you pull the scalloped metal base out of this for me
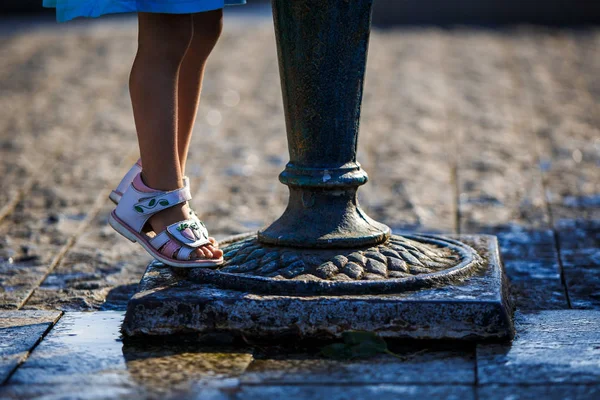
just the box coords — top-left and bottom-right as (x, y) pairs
(122, 234), (514, 341)
(193, 233), (482, 296)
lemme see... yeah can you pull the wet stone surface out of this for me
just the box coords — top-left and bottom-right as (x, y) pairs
(234, 385), (476, 400)
(241, 342), (475, 385)
(7, 311), (130, 386)
(493, 227), (568, 311)
(477, 384), (600, 400)
(477, 311), (600, 384)
(554, 218), (600, 310)
(1, 311), (254, 399)
(0, 310), (61, 384)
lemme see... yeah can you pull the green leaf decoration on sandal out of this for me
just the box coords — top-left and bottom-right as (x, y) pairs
(176, 223), (190, 232)
(134, 198), (168, 213)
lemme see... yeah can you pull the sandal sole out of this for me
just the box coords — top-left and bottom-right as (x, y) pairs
(108, 211), (223, 268)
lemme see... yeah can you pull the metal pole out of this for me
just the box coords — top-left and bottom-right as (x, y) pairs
(258, 0), (391, 248)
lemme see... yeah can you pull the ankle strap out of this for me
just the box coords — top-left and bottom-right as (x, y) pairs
(132, 185), (191, 216)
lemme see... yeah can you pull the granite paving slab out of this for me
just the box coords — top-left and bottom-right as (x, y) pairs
(2, 311), (254, 399)
(508, 31), (600, 310)
(0, 30), (138, 310)
(555, 219), (600, 310)
(0, 310), (61, 384)
(7, 311), (129, 385)
(493, 228), (567, 310)
(233, 384), (476, 400)
(477, 310), (600, 384)
(360, 31), (456, 233)
(241, 344), (475, 385)
(477, 384), (600, 400)
(443, 31), (569, 311)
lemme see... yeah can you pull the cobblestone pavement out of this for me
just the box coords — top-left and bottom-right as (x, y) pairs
(0, 10), (599, 400)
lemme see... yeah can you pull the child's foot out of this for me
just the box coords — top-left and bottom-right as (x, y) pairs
(111, 162), (221, 262)
(109, 173), (223, 267)
(110, 160), (219, 250)
(148, 202), (222, 260)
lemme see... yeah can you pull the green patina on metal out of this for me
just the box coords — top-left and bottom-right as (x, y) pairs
(258, 0), (391, 248)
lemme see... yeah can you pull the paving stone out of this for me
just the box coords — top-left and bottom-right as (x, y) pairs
(0, 30), (139, 310)
(23, 203), (151, 312)
(360, 31), (456, 233)
(5, 311), (253, 399)
(477, 311), (600, 384)
(234, 384), (475, 400)
(495, 227), (568, 310)
(7, 311), (128, 385)
(0, 310), (61, 384)
(507, 31), (600, 310)
(241, 344), (475, 385)
(443, 31), (568, 311)
(477, 384), (600, 400)
(554, 218), (600, 309)
(0, 384), (146, 400)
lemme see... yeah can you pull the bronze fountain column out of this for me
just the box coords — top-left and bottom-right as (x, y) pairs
(123, 0), (514, 341)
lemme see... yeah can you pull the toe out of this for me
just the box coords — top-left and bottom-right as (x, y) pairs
(203, 244), (222, 260)
(212, 247), (224, 259)
(209, 237), (219, 247)
(201, 246), (213, 259)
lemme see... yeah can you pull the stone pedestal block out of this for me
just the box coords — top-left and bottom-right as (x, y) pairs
(122, 234), (514, 341)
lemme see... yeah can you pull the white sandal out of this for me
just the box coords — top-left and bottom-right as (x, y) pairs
(108, 173), (223, 268)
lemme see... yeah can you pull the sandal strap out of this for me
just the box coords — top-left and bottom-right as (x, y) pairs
(150, 221), (210, 251)
(165, 219), (210, 248)
(115, 175), (194, 234)
(150, 219), (212, 261)
(175, 245), (196, 261)
(150, 231), (171, 250)
(161, 240), (181, 259)
(132, 186), (191, 216)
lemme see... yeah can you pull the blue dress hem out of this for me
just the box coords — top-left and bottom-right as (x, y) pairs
(44, 0), (246, 22)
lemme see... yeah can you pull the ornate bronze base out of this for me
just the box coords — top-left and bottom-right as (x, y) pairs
(188, 233), (481, 296)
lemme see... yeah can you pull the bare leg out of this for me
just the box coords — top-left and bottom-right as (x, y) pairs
(177, 9), (223, 174)
(129, 12), (222, 259)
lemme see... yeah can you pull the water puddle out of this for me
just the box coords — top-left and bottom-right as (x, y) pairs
(6, 311), (253, 399)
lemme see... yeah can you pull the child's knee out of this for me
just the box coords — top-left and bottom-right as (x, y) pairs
(192, 9), (224, 49)
(138, 13), (193, 64)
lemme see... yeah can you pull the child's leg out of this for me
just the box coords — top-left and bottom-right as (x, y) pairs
(177, 9), (224, 174)
(129, 12), (222, 260)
